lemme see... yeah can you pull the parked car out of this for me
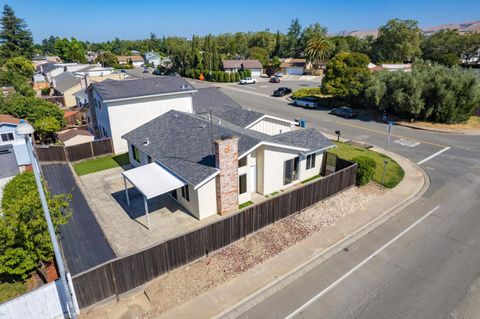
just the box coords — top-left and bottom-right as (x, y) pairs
(240, 77), (256, 84)
(274, 71), (284, 77)
(273, 87), (292, 97)
(292, 97), (319, 108)
(329, 107), (358, 118)
(270, 76), (280, 83)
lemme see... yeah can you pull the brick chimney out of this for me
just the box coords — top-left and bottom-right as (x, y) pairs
(214, 135), (239, 215)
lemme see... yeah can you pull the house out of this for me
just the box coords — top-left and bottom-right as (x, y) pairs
(58, 128), (94, 146)
(31, 55), (62, 68)
(279, 58), (308, 75)
(86, 76), (197, 153)
(192, 87), (296, 135)
(73, 64), (114, 77)
(122, 110), (334, 220)
(116, 55), (145, 68)
(0, 115), (30, 179)
(222, 60), (263, 76)
(144, 52), (161, 67)
(52, 72), (82, 107)
(37, 62), (64, 82)
(368, 63), (412, 72)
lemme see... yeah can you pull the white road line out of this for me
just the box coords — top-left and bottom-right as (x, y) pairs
(284, 205), (441, 319)
(417, 147), (451, 165)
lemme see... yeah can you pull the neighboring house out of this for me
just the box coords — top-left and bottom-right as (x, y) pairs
(73, 64), (114, 77)
(37, 62), (64, 82)
(279, 58), (308, 75)
(52, 72), (82, 107)
(193, 87), (296, 135)
(73, 90), (88, 108)
(222, 60), (263, 76)
(0, 115), (30, 179)
(144, 52), (161, 66)
(116, 55), (145, 68)
(58, 128), (94, 146)
(86, 76), (197, 153)
(63, 109), (85, 126)
(31, 55), (62, 68)
(122, 110), (334, 220)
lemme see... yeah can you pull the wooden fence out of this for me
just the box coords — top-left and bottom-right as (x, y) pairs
(71, 158), (357, 309)
(35, 138), (114, 163)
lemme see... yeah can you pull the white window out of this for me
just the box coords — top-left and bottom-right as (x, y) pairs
(284, 157), (299, 185)
(1, 132), (15, 142)
(306, 154), (316, 170)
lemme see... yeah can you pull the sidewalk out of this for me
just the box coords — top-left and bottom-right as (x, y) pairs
(158, 148), (427, 319)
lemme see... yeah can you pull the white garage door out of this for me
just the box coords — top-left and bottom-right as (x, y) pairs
(0, 145), (19, 178)
(250, 68), (261, 76)
(286, 67), (304, 75)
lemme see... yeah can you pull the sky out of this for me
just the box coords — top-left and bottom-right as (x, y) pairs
(3, 0), (480, 43)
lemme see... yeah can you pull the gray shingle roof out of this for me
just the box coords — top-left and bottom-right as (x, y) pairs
(90, 76), (195, 101)
(222, 60), (263, 69)
(38, 62), (60, 74)
(192, 87), (241, 114)
(53, 72), (81, 93)
(213, 107), (264, 128)
(122, 110), (265, 186)
(123, 111), (332, 187)
(272, 129), (335, 153)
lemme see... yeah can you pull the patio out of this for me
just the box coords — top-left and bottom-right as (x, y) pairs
(77, 166), (222, 256)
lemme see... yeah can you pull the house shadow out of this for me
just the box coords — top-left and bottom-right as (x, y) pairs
(111, 187), (189, 225)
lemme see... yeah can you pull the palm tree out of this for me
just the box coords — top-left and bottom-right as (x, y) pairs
(305, 37), (334, 69)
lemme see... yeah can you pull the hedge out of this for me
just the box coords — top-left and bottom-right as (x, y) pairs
(183, 69), (241, 83)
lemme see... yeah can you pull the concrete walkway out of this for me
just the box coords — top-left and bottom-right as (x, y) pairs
(79, 147), (426, 319)
(158, 148), (427, 319)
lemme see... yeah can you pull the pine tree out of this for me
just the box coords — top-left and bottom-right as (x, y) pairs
(0, 5), (33, 59)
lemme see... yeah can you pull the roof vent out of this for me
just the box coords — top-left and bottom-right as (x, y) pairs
(199, 124), (207, 129)
(172, 114), (179, 118)
(218, 119), (221, 125)
(143, 138), (150, 146)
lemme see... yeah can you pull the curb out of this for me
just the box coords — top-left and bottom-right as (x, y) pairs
(395, 122), (480, 136)
(213, 151), (429, 319)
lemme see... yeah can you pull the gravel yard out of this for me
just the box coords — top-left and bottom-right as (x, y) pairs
(140, 183), (384, 317)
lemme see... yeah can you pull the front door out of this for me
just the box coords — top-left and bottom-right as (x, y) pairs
(249, 165), (256, 193)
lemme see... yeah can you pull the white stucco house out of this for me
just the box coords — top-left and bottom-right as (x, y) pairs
(121, 110), (334, 221)
(117, 55), (145, 68)
(86, 76), (197, 153)
(222, 60), (263, 76)
(0, 114), (30, 179)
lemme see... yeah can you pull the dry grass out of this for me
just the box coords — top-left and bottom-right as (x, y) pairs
(400, 116), (480, 131)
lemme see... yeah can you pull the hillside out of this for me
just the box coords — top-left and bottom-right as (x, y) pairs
(337, 20), (480, 38)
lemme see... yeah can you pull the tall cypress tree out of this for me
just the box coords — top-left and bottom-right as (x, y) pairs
(0, 5), (33, 59)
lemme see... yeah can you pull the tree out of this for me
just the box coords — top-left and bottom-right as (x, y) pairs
(364, 62), (480, 123)
(0, 95), (65, 126)
(0, 5), (33, 59)
(272, 31), (282, 57)
(373, 19), (422, 63)
(284, 18), (302, 57)
(95, 51), (117, 67)
(322, 52), (371, 103)
(421, 30), (463, 66)
(34, 116), (61, 144)
(0, 172), (70, 280)
(299, 23), (328, 55)
(41, 35), (59, 55)
(249, 47), (269, 66)
(54, 37), (87, 63)
(305, 36), (334, 68)
(3, 56), (34, 78)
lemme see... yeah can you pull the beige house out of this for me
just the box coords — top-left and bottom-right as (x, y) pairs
(58, 128), (95, 147)
(122, 110), (334, 221)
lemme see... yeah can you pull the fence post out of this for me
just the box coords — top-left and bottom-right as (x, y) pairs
(89, 141), (95, 157)
(109, 263), (120, 302)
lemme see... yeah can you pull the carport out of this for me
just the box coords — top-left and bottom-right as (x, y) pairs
(122, 163), (186, 230)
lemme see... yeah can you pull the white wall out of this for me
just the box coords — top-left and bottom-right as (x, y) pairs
(0, 280), (69, 319)
(62, 135), (95, 147)
(248, 117), (294, 135)
(94, 90), (194, 153)
(238, 149), (257, 204)
(286, 67), (304, 75)
(299, 151), (324, 181)
(257, 145), (299, 195)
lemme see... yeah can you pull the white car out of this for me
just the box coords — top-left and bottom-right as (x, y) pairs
(240, 77), (256, 84)
(274, 71), (284, 77)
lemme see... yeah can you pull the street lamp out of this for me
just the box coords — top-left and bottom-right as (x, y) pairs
(15, 122), (77, 318)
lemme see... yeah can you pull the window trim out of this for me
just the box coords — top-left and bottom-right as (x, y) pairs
(181, 185), (190, 201)
(239, 173), (247, 194)
(306, 153), (316, 170)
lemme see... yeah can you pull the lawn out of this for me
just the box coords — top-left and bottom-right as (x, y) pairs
(0, 281), (27, 303)
(329, 142), (404, 188)
(73, 153), (130, 176)
(239, 201), (254, 209)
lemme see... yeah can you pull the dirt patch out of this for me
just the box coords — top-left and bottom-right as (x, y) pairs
(137, 184), (384, 318)
(398, 116), (480, 133)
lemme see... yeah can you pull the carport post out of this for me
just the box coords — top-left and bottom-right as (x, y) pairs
(143, 195), (151, 231)
(123, 176), (130, 206)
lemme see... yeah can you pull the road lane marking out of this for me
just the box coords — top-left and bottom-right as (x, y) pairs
(284, 205), (441, 319)
(395, 139), (420, 147)
(417, 147), (451, 165)
(333, 120), (448, 148)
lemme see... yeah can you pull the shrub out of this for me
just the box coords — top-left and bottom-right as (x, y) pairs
(352, 156), (376, 186)
(239, 70), (245, 79)
(224, 72), (230, 82)
(234, 72), (240, 82)
(220, 72), (225, 82)
(245, 69), (252, 77)
(292, 88), (323, 99)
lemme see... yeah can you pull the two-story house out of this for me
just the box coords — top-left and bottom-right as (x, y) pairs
(0, 115), (30, 179)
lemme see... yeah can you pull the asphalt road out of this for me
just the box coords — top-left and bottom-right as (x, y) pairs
(42, 164), (116, 275)
(213, 82), (480, 319)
